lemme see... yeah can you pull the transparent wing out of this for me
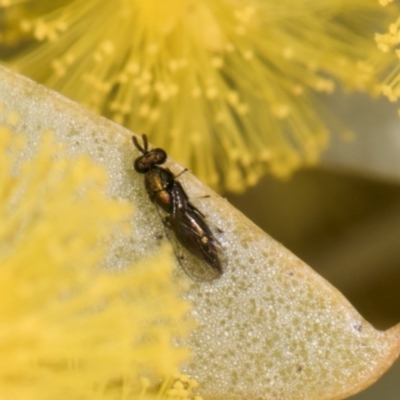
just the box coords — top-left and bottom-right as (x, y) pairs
(160, 206), (226, 282)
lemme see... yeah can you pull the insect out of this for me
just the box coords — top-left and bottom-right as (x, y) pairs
(132, 134), (224, 281)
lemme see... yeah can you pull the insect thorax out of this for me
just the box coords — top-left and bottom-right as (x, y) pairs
(144, 167), (175, 212)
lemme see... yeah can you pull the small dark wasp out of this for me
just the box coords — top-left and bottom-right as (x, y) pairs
(132, 134), (224, 282)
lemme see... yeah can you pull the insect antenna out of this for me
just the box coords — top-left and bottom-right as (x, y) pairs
(142, 134), (149, 152)
(132, 134), (148, 155)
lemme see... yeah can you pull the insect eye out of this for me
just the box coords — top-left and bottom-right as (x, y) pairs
(153, 148), (167, 165)
(134, 157), (149, 173)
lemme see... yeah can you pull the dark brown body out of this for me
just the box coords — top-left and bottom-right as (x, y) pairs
(165, 184), (223, 277)
(144, 167), (175, 213)
(132, 134), (224, 281)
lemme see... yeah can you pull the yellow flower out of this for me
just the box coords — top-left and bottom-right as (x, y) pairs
(374, 3), (400, 111)
(0, 0), (392, 192)
(0, 126), (193, 399)
(2, 65), (400, 400)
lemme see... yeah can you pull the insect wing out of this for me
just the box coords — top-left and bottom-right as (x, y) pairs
(164, 208), (226, 282)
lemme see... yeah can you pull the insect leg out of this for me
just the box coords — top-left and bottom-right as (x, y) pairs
(175, 168), (188, 179)
(162, 215), (171, 229)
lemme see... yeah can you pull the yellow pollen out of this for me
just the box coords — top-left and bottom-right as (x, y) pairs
(224, 42), (235, 52)
(139, 104), (150, 117)
(206, 87), (218, 99)
(272, 105), (290, 119)
(237, 103), (249, 115)
(227, 91), (239, 105)
(235, 25), (246, 36)
(292, 85), (304, 95)
(243, 50), (254, 60)
(190, 86), (201, 97)
(149, 109), (160, 122)
(147, 43), (159, 54)
(2, 0), (391, 192)
(191, 132), (202, 144)
(211, 56), (224, 69)
(127, 62), (140, 74)
(215, 111), (226, 123)
(283, 47), (294, 59)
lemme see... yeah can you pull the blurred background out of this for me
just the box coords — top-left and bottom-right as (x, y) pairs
(1, 2), (399, 397)
(227, 90), (400, 399)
